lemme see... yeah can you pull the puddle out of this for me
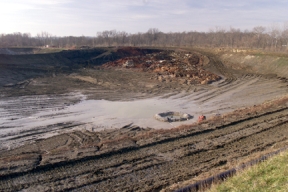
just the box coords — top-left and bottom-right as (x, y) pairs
(0, 95), (221, 136)
(1, 76), (287, 150)
(1, 97), (199, 131)
(64, 98), (199, 129)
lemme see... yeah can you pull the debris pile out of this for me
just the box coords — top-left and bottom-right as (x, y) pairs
(154, 111), (193, 122)
(102, 48), (221, 85)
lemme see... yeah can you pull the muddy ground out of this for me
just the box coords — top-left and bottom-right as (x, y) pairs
(0, 47), (288, 191)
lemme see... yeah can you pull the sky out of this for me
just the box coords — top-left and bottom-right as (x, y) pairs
(0, 0), (287, 36)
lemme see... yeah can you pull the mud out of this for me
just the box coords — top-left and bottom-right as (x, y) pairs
(0, 47), (288, 191)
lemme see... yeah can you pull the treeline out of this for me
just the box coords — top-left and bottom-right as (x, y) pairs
(0, 26), (288, 51)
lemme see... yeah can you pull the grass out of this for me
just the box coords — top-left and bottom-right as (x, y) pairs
(276, 57), (288, 67)
(209, 151), (288, 192)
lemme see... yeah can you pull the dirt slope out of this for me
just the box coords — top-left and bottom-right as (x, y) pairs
(0, 47), (161, 88)
(208, 48), (288, 78)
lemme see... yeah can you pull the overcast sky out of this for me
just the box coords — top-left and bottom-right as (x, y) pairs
(0, 0), (287, 36)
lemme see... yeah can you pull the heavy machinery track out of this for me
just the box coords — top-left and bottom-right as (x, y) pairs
(0, 104), (287, 192)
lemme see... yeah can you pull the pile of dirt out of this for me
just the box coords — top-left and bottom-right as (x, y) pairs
(0, 47), (222, 90)
(102, 49), (221, 85)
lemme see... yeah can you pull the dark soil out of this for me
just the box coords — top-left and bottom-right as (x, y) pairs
(0, 97), (287, 192)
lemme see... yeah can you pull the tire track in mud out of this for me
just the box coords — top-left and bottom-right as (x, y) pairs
(0, 122), (87, 152)
(203, 52), (236, 84)
(0, 107), (287, 192)
(0, 94), (84, 151)
(175, 145), (288, 192)
(194, 76), (261, 104)
(173, 49), (287, 107)
(174, 51), (245, 104)
(0, 94), (81, 118)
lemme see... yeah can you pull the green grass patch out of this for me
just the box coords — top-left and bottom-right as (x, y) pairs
(276, 57), (288, 67)
(209, 151), (288, 192)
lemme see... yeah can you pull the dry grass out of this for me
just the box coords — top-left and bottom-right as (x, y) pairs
(208, 151), (288, 192)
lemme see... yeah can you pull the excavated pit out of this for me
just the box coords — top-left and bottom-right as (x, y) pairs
(0, 47), (288, 192)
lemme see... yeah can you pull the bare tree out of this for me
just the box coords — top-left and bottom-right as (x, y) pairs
(253, 26), (266, 48)
(269, 24), (282, 50)
(281, 22), (288, 49)
(1, 24), (288, 52)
